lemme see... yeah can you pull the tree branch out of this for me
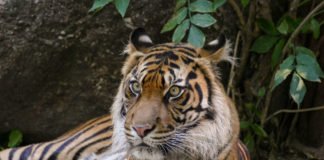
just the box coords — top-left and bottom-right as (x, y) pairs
(227, 31), (241, 95)
(282, 1), (324, 54)
(228, 0), (245, 27)
(265, 105), (324, 123)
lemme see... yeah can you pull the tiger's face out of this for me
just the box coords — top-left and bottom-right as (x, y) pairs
(112, 28), (239, 160)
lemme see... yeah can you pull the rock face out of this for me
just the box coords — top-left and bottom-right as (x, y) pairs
(0, 0), (174, 143)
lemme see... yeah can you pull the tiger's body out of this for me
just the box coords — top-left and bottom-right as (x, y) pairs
(0, 28), (250, 160)
(0, 115), (119, 160)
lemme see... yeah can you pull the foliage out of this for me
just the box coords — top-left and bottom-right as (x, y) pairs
(242, 0), (324, 157)
(161, 0), (226, 47)
(250, 13), (323, 107)
(89, 0), (130, 17)
(89, 0), (225, 48)
(0, 130), (23, 150)
(240, 100), (267, 151)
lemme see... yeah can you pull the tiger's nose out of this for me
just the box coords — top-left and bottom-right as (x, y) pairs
(132, 124), (155, 138)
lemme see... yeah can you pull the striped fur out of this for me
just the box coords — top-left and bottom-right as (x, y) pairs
(0, 115), (121, 160)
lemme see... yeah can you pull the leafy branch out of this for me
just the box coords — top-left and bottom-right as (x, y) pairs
(161, 0), (226, 47)
(261, 1), (324, 126)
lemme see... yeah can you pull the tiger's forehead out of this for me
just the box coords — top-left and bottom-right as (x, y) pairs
(131, 43), (200, 88)
(146, 43), (199, 58)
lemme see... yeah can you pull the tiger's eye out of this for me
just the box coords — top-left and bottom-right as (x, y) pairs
(130, 81), (141, 94)
(169, 86), (182, 97)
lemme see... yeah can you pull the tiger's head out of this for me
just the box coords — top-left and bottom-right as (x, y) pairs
(111, 28), (240, 160)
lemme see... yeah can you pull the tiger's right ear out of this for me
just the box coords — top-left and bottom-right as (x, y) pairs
(128, 28), (154, 53)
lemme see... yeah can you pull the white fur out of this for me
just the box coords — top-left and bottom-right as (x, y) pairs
(139, 35), (153, 44)
(99, 84), (129, 160)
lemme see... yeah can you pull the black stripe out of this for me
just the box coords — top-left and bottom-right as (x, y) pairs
(95, 146), (111, 155)
(76, 125), (113, 147)
(165, 51), (179, 60)
(170, 109), (185, 124)
(66, 125), (113, 155)
(180, 92), (190, 106)
(144, 61), (160, 66)
(72, 137), (112, 160)
(204, 109), (215, 120)
(205, 76), (212, 105)
(194, 83), (203, 104)
(168, 69), (175, 81)
(181, 56), (194, 64)
(47, 119), (112, 160)
(19, 145), (33, 160)
(9, 148), (17, 160)
(177, 46), (196, 53)
(30, 143), (44, 159)
(169, 62), (180, 69)
(143, 54), (156, 61)
(154, 44), (173, 49)
(175, 48), (196, 57)
(39, 143), (55, 160)
(120, 105), (127, 117)
(199, 67), (213, 105)
(187, 71), (197, 80)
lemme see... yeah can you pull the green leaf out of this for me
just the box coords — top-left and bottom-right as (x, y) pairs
(172, 19), (190, 43)
(251, 35), (279, 53)
(301, 20), (312, 33)
(244, 132), (255, 151)
(240, 0), (249, 8)
(176, 0), (187, 10)
(213, 0), (226, 10)
(296, 46), (324, 78)
(187, 25), (205, 48)
(296, 65), (321, 82)
(240, 121), (251, 129)
(244, 102), (254, 111)
(113, 0), (130, 17)
(161, 7), (188, 33)
(89, 0), (113, 12)
(285, 17), (301, 33)
(190, 0), (214, 13)
(258, 87), (266, 97)
(8, 130), (23, 148)
(251, 124), (268, 138)
(190, 13), (217, 28)
(296, 46), (315, 59)
(272, 55), (295, 89)
(310, 18), (320, 39)
(277, 19), (289, 35)
(271, 39), (286, 68)
(257, 18), (279, 35)
(290, 73), (306, 107)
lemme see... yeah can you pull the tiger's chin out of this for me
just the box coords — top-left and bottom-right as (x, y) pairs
(128, 145), (165, 160)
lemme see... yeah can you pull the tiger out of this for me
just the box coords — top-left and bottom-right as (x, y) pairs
(0, 28), (250, 160)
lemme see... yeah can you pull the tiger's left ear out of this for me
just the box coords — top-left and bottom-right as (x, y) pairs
(196, 34), (233, 63)
(127, 28), (154, 53)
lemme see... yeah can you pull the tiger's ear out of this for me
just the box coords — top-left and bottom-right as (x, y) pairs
(128, 28), (154, 53)
(196, 34), (233, 63)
